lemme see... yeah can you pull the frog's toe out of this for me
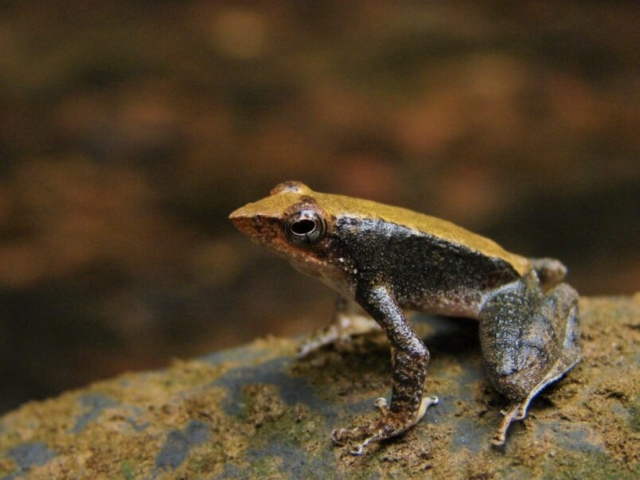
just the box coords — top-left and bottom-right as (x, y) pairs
(331, 424), (383, 456)
(492, 402), (526, 446)
(330, 427), (351, 446)
(514, 404), (528, 420)
(331, 424), (377, 453)
(297, 313), (382, 358)
(350, 444), (365, 456)
(297, 326), (339, 358)
(417, 395), (439, 420)
(375, 395), (439, 422)
(332, 397), (439, 455)
(374, 397), (389, 413)
(331, 430), (368, 455)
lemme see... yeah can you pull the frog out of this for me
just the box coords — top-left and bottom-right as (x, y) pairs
(229, 181), (581, 455)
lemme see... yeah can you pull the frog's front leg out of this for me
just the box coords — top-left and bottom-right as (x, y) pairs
(297, 297), (380, 358)
(331, 283), (437, 455)
(479, 271), (581, 446)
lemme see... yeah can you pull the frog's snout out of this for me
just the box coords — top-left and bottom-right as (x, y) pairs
(229, 207), (253, 235)
(228, 206), (245, 222)
(229, 206), (274, 243)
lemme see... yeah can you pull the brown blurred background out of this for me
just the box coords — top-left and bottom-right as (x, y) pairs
(0, 1), (638, 414)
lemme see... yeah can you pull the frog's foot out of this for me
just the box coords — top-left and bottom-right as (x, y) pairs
(492, 402), (526, 446)
(481, 274), (581, 447)
(491, 315), (581, 447)
(332, 396), (438, 456)
(297, 312), (380, 358)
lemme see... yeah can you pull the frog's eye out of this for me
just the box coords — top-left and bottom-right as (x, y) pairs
(285, 210), (326, 245)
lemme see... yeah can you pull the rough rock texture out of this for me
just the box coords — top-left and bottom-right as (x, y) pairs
(0, 296), (638, 479)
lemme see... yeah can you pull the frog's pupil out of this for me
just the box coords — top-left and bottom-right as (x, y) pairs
(292, 219), (316, 235)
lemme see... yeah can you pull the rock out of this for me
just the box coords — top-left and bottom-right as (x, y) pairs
(0, 296), (638, 478)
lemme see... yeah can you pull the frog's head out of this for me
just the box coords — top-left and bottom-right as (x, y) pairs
(229, 181), (344, 283)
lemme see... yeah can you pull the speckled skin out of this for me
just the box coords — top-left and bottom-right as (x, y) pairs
(230, 181), (581, 454)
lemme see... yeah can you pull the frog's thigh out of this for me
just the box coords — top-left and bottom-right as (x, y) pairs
(479, 274), (580, 445)
(515, 283), (581, 413)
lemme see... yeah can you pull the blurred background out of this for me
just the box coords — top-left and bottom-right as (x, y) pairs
(0, 1), (638, 414)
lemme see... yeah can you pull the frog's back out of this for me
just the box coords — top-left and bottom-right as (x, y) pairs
(331, 211), (525, 317)
(318, 191), (531, 277)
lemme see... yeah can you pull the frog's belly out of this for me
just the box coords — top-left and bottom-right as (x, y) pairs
(404, 290), (484, 319)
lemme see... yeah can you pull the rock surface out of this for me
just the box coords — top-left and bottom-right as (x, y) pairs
(0, 296), (638, 479)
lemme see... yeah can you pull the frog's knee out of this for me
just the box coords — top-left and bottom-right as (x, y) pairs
(547, 282), (579, 306)
(529, 257), (568, 288)
(545, 283), (581, 352)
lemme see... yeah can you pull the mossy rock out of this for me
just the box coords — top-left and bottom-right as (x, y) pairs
(0, 296), (638, 479)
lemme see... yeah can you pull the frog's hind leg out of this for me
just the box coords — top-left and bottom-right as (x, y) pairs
(480, 273), (581, 446)
(297, 297), (381, 357)
(493, 317), (580, 447)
